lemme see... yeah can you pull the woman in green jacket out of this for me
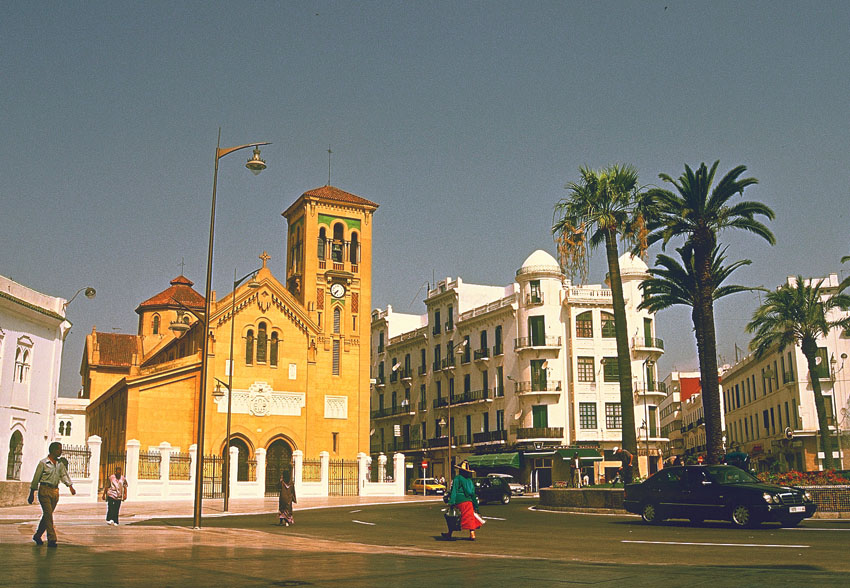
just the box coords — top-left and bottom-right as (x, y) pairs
(442, 460), (481, 541)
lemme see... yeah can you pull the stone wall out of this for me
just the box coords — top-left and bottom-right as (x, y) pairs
(0, 481), (30, 507)
(539, 487), (625, 510)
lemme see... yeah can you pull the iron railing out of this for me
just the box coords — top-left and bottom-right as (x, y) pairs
(62, 444), (91, 479)
(138, 450), (161, 480)
(169, 452), (192, 481)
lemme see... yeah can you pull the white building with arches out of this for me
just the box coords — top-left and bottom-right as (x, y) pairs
(1, 274), (70, 483)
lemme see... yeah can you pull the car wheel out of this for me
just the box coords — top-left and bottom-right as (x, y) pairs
(640, 502), (663, 524)
(501, 493), (511, 505)
(780, 516), (804, 528)
(730, 504), (758, 528)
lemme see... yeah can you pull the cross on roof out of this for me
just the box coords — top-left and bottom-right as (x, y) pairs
(259, 251), (271, 269)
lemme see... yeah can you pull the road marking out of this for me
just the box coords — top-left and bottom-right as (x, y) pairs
(623, 540), (809, 548)
(349, 509), (362, 513)
(482, 516), (506, 521)
(782, 527), (850, 531)
(351, 520), (375, 526)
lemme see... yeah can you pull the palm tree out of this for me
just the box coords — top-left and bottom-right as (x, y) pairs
(553, 164), (647, 468)
(746, 276), (850, 470)
(642, 161), (775, 464)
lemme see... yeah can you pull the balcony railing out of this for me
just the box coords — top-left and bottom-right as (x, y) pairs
(454, 434), (473, 446)
(418, 400), (428, 412)
(371, 404), (414, 419)
(514, 336), (561, 349)
(492, 344), (504, 356)
(432, 360), (441, 372)
(427, 436), (456, 449)
(433, 388), (493, 408)
(418, 365), (427, 376)
(445, 321), (454, 332)
(632, 336), (665, 351)
(474, 348), (490, 361)
(473, 430), (507, 444)
(525, 293), (544, 306)
(441, 357), (456, 370)
(374, 376), (385, 388)
(515, 427), (564, 440)
(515, 380), (562, 394)
(400, 367), (413, 381)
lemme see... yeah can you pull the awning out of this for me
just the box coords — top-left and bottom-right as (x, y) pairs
(466, 452), (521, 469)
(556, 448), (603, 463)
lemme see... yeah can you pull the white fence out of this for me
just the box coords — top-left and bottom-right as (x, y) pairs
(58, 436), (405, 502)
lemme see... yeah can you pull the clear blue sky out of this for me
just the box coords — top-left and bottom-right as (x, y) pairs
(2, 1), (848, 397)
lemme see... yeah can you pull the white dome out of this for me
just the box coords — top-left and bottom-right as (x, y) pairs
(618, 253), (649, 278)
(516, 250), (563, 281)
(521, 250), (560, 270)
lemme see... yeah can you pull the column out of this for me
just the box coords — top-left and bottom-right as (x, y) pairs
(255, 447), (267, 499)
(393, 452), (405, 496)
(229, 446), (239, 499)
(125, 440), (140, 501)
(377, 453), (387, 483)
(319, 451), (330, 497)
(86, 435), (102, 504)
(188, 444), (198, 484)
(357, 452), (369, 492)
(292, 450), (303, 496)
(159, 442), (172, 498)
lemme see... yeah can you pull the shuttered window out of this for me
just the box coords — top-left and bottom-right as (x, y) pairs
(332, 340), (340, 375)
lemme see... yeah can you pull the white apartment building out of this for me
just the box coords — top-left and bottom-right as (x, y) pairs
(722, 273), (850, 472)
(1, 275), (70, 483)
(370, 250), (665, 488)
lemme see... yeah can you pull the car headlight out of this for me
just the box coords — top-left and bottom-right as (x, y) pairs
(803, 491), (814, 503)
(763, 492), (779, 504)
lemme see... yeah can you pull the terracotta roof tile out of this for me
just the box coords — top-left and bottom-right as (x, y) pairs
(95, 332), (138, 367)
(136, 275), (205, 312)
(302, 185), (379, 209)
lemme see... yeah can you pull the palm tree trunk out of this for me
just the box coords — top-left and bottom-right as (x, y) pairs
(693, 237), (724, 464)
(604, 229), (638, 470)
(801, 338), (836, 469)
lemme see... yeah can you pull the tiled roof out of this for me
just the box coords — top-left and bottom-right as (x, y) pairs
(95, 332), (138, 367)
(135, 275), (205, 312)
(302, 185), (379, 209)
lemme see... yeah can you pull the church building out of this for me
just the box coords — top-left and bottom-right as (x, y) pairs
(84, 185), (377, 491)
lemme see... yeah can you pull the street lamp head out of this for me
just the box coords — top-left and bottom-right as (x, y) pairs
(245, 146), (266, 175)
(247, 275), (261, 289)
(84, 287), (96, 299)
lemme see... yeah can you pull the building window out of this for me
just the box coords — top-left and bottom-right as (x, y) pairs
(245, 330), (254, 364)
(433, 310), (441, 335)
(152, 314), (160, 335)
(577, 357), (595, 382)
(446, 305), (453, 331)
(332, 340), (340, 375)
(603, 357), (618, 382)
(528, 316), (545, 346)
(494, 326), (503, 355)
(257, 323), (268, 363)
(600, 312), (615, 338)
(270, 333), (279, 367)
(349, 232), (359, 264)
(378, 331), (384, 353)
(332, 432), (339, 454)
(605, 403), (622, 429)
(15, 345), (31, 383)
(532, 404), (548, 428)
(579, 403), (597, 429)
(331, 223), (344, 262)
(6, 431), (23, 480)
(318, 227), (327, 260)
(333, 308), (341, 334)
(496, 409), (505, 431)
(530, 280), (542, 303)
(576, 311), (593, 338)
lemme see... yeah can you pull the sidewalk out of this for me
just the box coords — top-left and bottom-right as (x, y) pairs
(0, 494), (441, 524)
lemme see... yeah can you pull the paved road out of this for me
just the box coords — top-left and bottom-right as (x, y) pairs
(3, 497), (849, 586)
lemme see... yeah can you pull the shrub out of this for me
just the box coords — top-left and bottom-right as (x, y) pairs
(757, 470), (850, 486)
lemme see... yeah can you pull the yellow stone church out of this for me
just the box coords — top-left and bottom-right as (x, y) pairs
(84, 185), (377, 489)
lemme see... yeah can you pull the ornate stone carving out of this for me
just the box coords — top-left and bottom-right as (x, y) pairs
(324, 395), (348, 419)
(213, 381), (305, 417)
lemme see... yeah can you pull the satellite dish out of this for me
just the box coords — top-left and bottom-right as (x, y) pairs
(392, 363), (401, 371)
(369, 429), (375, 437)
(784, 427), (794, 440)
(514, 410), (523, 420)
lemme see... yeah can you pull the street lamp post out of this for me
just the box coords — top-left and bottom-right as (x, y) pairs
(193, 130), (269, 529)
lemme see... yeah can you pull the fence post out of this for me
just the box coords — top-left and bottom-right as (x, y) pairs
(378, 453), (387, 483)
(159, 442), (172, 498)
(357, 452), (368, 492)
(125, 440), (140, 501)
(319, 451), (330, 497)
(393, 452), (405, 496)
(229, 446), (239, 499)
(292, 450), (303, 496)
(188, 444), (197, 484)
(86, 435), (102, 503)
(255, 447), (267, 498)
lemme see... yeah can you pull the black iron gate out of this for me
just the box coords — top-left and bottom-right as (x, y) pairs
(202, 454), (223, 499)
(265, 441), (294, 497)
(328, 459), (359, 496)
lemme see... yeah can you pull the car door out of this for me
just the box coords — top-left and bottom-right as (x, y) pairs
(682, 467), (724, 521)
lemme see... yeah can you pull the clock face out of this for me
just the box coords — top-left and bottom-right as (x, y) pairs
(330, 283), (346, 298)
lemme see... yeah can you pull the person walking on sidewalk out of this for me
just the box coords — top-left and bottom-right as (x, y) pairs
(278, 472), (296, 526)
(102, 466), (128, 525)
(442, 460), (482, 541)
(29, 442), (75, 547)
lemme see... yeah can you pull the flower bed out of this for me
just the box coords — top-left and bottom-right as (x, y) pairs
(757, 470), (850, 486)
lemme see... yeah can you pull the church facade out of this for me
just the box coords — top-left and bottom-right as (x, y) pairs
(84, 185), (377, 490)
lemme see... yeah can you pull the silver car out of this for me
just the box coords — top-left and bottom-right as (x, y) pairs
(487, 473), (524, 495)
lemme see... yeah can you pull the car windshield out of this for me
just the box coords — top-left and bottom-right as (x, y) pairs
(705, 466), (760, 484)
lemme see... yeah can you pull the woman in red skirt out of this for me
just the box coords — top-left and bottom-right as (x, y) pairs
(442, 460), (481, 541)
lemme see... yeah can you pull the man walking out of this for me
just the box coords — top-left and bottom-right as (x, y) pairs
(29, 441), (75, 547)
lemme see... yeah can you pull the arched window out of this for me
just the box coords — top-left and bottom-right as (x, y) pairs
(332, 223), (344, 262)
(59, 421), (65, 436)
(270, 332), (279, 367)
(152, 314), (160, 334)
(15, 347), (30, 383)
(6, 431), (23, 480)
(349, 232), (359, 264)
(257, 323), (268, 363)
(333, 308), (341, 334)
(576, 311), (593, 338)
(318, 227), (327, 260)
(245, 329), (254, 364)
(66, 421), (71, 436)
(226, 438), (252, 481)
(601, 312), (616, 338)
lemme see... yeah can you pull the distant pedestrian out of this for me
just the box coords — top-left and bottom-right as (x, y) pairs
(442, 460), (481, 541)
(102, 466), (128, 525)
(29, 441), (76, 547)
(612, 447), (634, 484)
(570, 452), (581, 487)
(278, 472), (296, 526)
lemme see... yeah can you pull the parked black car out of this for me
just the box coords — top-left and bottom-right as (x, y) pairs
(623, 465), (817, 528)
(443, 477), (511, 505)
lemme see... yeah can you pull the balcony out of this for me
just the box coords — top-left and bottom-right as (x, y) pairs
(418, 365), (427, 376)
(515, 427), (564, 441)
(635, 382), (667, 399)
(371, 404), (415, 419)
(525, 293), (544, 306)
(374, 376), (386, 388)
(445, 321), (454, 332)
(400, 367), (413, 382)
(514, 336), (561, 350)
(417, 400), (428, 412)
(432, 360), (441, 372)
(388, 439), (424, 452)
(432, 324), (441, 336)
(473, 430), (507, 445)
(492, 344), (504, 357)
(390, 371), (398, 383)
(631, 336), (665, 356)
(427, 436), (456, 449)
(474, 348), (490, 361)
(515, 380), (562, 396)
(441, 357), (456, 370)
(454, 434), (474, 447)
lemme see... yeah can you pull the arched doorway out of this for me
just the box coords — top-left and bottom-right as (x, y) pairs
(6, 431), (23, 480)
(265, 438), (294, 496)
(223, 438), (252, 481)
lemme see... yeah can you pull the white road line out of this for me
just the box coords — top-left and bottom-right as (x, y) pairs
(622, 540), (809, 548)
(782, 527), (850, 531)
(481, 516), (506, 521)
(351, 520), (376, 526)
(349, 509), (362, 513)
